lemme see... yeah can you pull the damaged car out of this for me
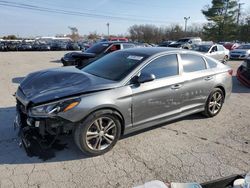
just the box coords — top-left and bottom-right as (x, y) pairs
(14, 47), (232, 156)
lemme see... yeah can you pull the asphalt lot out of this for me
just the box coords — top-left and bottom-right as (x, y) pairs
(0, 51), (249, 188)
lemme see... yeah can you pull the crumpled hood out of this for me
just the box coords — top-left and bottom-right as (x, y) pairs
(19, 66), (118, 104)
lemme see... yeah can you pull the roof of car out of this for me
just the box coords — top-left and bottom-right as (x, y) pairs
(121, 47), (183, 56)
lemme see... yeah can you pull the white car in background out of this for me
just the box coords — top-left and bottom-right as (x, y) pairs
(193, 43), (229, 64)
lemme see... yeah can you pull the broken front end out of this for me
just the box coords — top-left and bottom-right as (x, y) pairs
(14, 87), (80, 155)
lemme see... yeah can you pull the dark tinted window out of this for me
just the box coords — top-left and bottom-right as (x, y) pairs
(205, 57), (217, 68)
(181, 54), (206, 72)
(85, 43), (110, 54)
(141, 54), (178, 79)
(211, 46), (218, 52)
(106, 44), (121, 53)
(193, 45), (211, 53)
(82, 51), (148, 81)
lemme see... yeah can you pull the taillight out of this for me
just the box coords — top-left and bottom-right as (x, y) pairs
(228, 69), (233, 76)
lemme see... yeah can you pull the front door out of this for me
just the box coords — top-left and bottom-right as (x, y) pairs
(131, 54), (184, 127)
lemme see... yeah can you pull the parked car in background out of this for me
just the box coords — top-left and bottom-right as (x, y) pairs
(78, 42), (91, 51)
(39, 43), (51, 51)
(61, 41), (137, 68)
(0, 42), (7, 51)
(17, 42), (33, 51)
(229, 44), (250, 60)
(158, 40), (175, 47)
(223, 42), (240, 50)
(237, 58), (250, 87)
(50, 42), (67, 51)
(66, 42), (80, 51)
(192, 44), (229, 64)
(5, 41), (20, 51)
(15, 47), (233, 156)
(168, 37), (202, 49)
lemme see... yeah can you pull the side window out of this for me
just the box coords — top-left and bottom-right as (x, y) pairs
(106, 44), (121, 53)
(218, 45), (224, 51)
(123, 44), (135, 49)
(211, 46), (218, 52)
(205, 57), (217, 68)
(141, 54), (178, 79)
(181, 54), (207, 72)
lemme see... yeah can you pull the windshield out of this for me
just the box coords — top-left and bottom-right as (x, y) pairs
(85, 43), (110, 54)
(236, 45), (250, 49)
(193, 45), (212, 52)
(82, 51), (148, 81)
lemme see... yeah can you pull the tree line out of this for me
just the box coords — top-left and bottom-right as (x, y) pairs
(128, 0), (250, 43)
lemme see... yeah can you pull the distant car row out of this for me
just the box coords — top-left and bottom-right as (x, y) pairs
(61, 40), (250, 68)
(158, 37), (250, 61)
(0, 41), (90, 51)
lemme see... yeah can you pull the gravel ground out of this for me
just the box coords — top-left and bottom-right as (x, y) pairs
(0, 51), (249, 188)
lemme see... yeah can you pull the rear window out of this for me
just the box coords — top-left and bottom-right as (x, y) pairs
(181, 54), (207, 72)
(205, 57), (218, 68)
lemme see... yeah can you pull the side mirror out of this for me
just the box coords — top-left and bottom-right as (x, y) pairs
(136, 72), (155, 83)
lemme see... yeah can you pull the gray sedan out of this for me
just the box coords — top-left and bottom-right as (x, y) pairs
(15, 47), (233, 156)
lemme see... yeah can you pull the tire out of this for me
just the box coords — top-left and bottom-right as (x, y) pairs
(222, 55), (228, 64)
(74, 110), (121, 156)
(203, 88), (224, 117)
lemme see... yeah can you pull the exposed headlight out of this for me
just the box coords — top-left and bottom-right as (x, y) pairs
(30, 98), (81, 117)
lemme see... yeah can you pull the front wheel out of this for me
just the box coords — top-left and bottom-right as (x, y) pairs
(74, 111), (121, 156)
(203, 88), (224, 117)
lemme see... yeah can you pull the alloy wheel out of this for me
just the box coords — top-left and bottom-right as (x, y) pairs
(208, 91), (223, 115)
(85, 117), (117, 151)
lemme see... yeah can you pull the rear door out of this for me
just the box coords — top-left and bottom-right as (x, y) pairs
(179, 53), (215, 113)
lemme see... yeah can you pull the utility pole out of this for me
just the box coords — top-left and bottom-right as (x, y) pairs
(106, 23), (110, 37)
(184, 16), (190, 33)
(237, 3), (245, 25)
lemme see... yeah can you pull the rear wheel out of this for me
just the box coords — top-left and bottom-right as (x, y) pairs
(74, 110), (121, 156)
(203, 88), (224, 117)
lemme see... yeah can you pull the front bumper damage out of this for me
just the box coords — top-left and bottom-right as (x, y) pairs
(14, 100), (73, 160)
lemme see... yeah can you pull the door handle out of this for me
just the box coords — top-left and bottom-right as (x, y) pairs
(204, 76), (213, 81)
(171, 84), (182, 90)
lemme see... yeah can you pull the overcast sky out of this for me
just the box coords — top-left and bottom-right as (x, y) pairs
(0, 0), (249, 37)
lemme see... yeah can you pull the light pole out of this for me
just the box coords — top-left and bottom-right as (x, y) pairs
(237, 3), (245, 25)
(106, 22), (110, 37)
(184, 16), (190, 33)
